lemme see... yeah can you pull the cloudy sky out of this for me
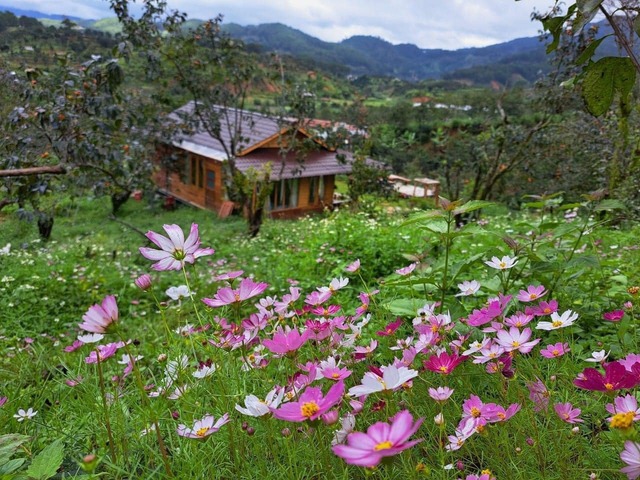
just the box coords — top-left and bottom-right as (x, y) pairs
(5, 0), (559, 50)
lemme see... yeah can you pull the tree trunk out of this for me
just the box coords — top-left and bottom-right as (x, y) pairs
(111, 190), (131, 215)
(37, 214), (54, 241)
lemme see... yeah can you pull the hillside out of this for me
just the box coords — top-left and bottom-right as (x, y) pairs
(0, 5), (626, 84)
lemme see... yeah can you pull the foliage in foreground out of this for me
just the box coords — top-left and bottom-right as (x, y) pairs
(1, 198), (640, 479)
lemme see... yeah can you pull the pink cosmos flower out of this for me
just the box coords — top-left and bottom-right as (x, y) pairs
(527, 377), (550, 412)
(202, 277), (269, 307)
(79, 295), (118, 334)
(466, 300), (503, 327)
(177, 413), (230, 439)
(262, 327), (312, 355)
(621, 441), (640, 480)
(84, 341), (126, 364)
(396, 263), (417, 276)
(554, 402), (583, 424)
(463, 475), (494, 480)
(504, 312), (534, 328)
(345, 259), (361, 273)
(603, 310), (625, 322)
(428, 386), (454, 403)
(540, 342), (570, 359)
(525, 299), (559, 317)
(139, 223), (214, 271)
(446, 417), (477, 451)
(423, 351), (465, 375)
(574, 361), (640, 391)
(332, 410), (424, 467)
(462, 395), (501, 424)
(321, 366), (352, 381)
(495, 327), (540, 354)
(271, 381), (344, 422)
(0, 396), (7, 408)
(517, 285), (547, 302)
(212, 270), (244, 282)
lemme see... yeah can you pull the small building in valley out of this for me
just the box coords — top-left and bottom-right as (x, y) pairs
(154, 102), (370, 219)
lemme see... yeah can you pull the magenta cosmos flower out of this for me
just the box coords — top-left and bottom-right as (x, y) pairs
(517, 285), (547, 302)
(621, 441), (640, 480)
(79, 295), (118, 334)
(423, 351), (465, 375)
(332, 410), (424, 467)
(202, 277), (268, 307)
(177, 413), (230, 439)
(271, 381), (344, 422)
(574, 361), (640, 391)
(603, 310), (625, 322)
(139, 223), (214, 271)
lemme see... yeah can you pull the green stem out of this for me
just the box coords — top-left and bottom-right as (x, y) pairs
(96, 352), (118, 464)
(438, 213), (453, 314)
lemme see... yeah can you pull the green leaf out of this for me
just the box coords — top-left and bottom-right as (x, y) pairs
(386, 298), (427, 316)
(574, 0), (604, 31)
(25, 439), (64, 480)
(401, 209), (445, 227)
(575, 35), (609, 65)
(582, 57), (636, 116)
(0, 434), (30, 465)
(452, 200), (494, 215)
(0, 457), (25, 475)
(594, 199), (627, 212)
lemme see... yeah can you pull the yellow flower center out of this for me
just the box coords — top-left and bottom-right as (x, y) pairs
(332, 372), (340, 379)
(173, 249), (186, 260)
(374, 441), (393, 451)
(482, 469), (492, 476)
(611, 411), (635, 429)
(499, 262), (506, 268)
(543, 308), (551, 314)
(234, 293), (241, 302)
(529, 293), (538, 299)
(300, 401), (320, 418)
(605, 383), (614, 390)
(551, 320), (563, 328)
(552, 349), (560, 356)
(512, 341), (520, 348)
(471, 407), (481, 418)
(195, 427), (209, 437)
(439, 366), (449, 373)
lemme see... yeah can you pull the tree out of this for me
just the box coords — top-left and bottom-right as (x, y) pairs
(0, 50), (160, 239)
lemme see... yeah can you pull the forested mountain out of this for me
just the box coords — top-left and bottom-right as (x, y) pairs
(0, 5), (626, 84)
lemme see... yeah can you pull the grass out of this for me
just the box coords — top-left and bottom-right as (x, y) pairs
(1, 195), (640, 479)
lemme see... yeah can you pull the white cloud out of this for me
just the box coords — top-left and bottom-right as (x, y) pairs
(2, 0), (558, 50)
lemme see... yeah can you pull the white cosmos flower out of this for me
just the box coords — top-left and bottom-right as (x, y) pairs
(347, 365), (418, 397)
(536, 310), (578, 330)
(14, 407), (37, 422)
(193, 363), (218, 379)
(455, 280), (481, 296)
(485, 255), (518, 270)
(166, 285), (191, 301)
(235, 387), (284, 417)
(77, 333), (104, 344)
(585, 349), (610, 363)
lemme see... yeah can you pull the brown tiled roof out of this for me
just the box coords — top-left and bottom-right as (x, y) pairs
(235, 148), (358, 180)
(169, 101), (294, 156)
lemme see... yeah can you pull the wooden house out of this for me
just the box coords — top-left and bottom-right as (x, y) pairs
(154, 102), (369, 219)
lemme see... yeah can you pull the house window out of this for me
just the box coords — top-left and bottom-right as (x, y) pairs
(269, 178), (299, 210)
(206, 170), (215, 189)
(308, 176), (325, 204)
(187, 156), (204, 188)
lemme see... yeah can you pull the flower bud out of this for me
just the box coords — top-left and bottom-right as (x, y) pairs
(246, 426), (255, 436)
(571, 426), (580, 434)
(281, 428), (291, 437)
(456, 460), (464, 471)
(157, 353), (167, 362)
(526, 437), (535, 446)
(321, 410), (339, 425)
(135, 274), (152, 291)
(434, 413), (445, 426)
